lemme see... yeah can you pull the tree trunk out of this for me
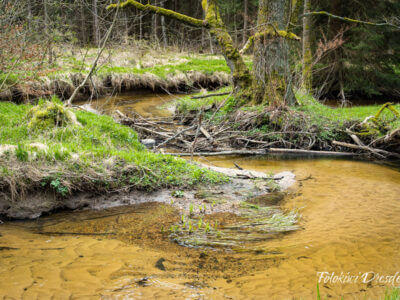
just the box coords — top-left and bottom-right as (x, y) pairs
(160, 0), (167, 48)
(202, 0), (253, 104)
(302, 0), (312, 90)
(93, 0), (100, 47)
(80, 1), (87, 45)
(243, 0), (248, 45)
(44, 0), (53, 64)
(27, 1), (32, 30)
(253, 0), (295, 106)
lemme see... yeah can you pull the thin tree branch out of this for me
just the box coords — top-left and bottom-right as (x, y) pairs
(107, 0), (207, 28)
(300, 11), (400, 30)
(66, 1), (120, 106)
(240, 26), (300, 54)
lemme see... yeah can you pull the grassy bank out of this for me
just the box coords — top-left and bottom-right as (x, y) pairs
(1, 47), (246, 102)
(0, 98), (227, 202)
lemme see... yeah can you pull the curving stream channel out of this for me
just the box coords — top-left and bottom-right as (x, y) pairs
(1, 92), (400, 299)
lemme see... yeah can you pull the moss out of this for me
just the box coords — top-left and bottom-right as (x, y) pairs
(201, 0), (253, 105)
(241, 28), (300, 55)
(27, 98), (80, 131)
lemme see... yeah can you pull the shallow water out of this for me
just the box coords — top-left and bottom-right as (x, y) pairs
(1, 157), (400, 299)
(77, 91), (183, 118)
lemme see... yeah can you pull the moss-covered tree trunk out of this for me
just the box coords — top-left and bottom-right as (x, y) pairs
(108, 0), (299, 107)
(253, 0), (295, 106)
(201, 0), (253, 104)
(108, 0), (254, 104)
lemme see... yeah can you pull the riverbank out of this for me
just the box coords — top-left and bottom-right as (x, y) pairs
(0, 98), (229, 218)
(0, 47), (235, 103)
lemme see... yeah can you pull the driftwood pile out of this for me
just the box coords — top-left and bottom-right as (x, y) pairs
(115, 100), (400, 160)
(116, 107), (356, 158)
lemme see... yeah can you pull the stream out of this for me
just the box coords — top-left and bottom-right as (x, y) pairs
(1, 92), (400, 299)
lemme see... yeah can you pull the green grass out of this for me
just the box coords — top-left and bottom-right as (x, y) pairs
(385, 288), (400, 300)
(0, 99), (227, 198)
(295, 90), (400, 133)
(97, 57), (231, 77)
(47, 54), (235, 79)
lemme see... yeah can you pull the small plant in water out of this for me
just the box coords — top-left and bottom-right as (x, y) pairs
(211, 200), (216, 208)
(189, 203), (194, 216)
(204, 222), (210, 234)
(198, 217), (203, 229)
(188, 220), (193, 234)
(214, 220), (219, 230)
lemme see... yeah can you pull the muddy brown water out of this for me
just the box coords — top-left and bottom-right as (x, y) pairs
(76, 91), (181, 118)
(1, 93), (400, 299)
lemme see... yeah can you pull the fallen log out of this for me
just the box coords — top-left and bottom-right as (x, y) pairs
(267, 148), (356, 157)
(332, 141), (400, 158)
(164, 150), (267, 156)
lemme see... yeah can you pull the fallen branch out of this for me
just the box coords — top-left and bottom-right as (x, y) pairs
(190, 92), (231, 99)
(200, 126), (214, 142)
(267, 148), (356, 157)
(155, 125), (196, 149)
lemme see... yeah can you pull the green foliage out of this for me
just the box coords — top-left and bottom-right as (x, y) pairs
(49, 178), (69, 197)
(97, 56), (232, 77)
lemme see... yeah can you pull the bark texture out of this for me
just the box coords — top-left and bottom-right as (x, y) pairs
(253, 0), (295, 106)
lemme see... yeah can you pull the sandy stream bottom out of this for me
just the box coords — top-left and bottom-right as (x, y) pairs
(0, 157), (399, 299)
